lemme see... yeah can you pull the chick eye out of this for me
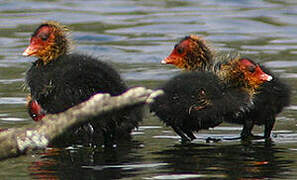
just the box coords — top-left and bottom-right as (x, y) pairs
(248, 66), (256, 73)
(39, 33), (49, 41)
(176, 47), (184, 54)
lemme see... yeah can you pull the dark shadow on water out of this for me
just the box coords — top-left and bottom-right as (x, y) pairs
(28, 141), (144, 180)
(152, 141), (294, 179)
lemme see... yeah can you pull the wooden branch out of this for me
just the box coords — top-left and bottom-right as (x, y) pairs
(0, 87), (163, 160)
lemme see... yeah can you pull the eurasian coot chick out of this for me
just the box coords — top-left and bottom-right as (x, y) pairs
(23, 21), (142, 145)
(151, 57), (272, 142)
(162, 35), (291, 139)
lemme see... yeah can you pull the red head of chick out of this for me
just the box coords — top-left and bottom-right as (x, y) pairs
(23, 21), (70, 65)
(218, 57), (272, 97)
(162, 35), (214, 71)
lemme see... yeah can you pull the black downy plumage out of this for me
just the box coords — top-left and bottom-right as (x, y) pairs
(151, 72), (254, 142)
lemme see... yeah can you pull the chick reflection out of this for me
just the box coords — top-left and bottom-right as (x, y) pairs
(28, 141), (143, 179)
(153, 142), (293, 179)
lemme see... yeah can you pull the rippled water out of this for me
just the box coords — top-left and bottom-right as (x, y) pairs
(0, 0), (297, 179)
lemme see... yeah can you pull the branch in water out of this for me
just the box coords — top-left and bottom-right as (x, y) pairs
(0, 87), (163, 160)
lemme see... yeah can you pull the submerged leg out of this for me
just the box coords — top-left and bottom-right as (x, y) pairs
(172, 126), (191, 143)
(206, 137), (222, 143)
(102, 125), (116, 147)
(241, 118), (254, 139)
(241, 118), (268, 140)
(183, 129), (196, 141)
(224, 119), (259, 141)
(264, 116), (276, 139)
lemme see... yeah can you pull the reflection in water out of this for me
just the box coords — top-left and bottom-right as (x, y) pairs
(152, 142), (293, 179)
(29, 141), (144, 179)
(29, 148), (59, 179)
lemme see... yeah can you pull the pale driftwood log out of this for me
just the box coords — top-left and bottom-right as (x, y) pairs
(0, 87), (163, 160)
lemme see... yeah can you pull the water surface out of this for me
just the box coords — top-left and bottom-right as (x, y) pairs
(0, 0), (297, 179)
